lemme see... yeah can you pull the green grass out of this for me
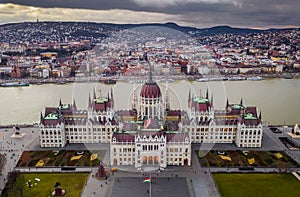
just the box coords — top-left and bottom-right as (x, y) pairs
(9, 173), (89, 197)
(213, 173), (300, 197)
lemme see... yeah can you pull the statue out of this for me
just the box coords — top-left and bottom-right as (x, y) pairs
(95, 161), (107, 180)
(52, 182), (65, 196)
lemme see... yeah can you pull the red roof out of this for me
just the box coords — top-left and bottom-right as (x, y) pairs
(45, 107), (57, 116)
(113, 133), (135, 142)
(166, 133), (187, 142)
(140, 82), (161, 98)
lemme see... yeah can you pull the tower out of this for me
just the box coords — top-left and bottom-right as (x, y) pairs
(165, 82), (170, 112)
(138, 60), (163, 119)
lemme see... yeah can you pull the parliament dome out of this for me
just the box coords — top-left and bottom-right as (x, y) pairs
(140, 81), (161, 99)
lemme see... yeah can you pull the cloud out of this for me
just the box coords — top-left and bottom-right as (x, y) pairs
(0, 1), (299, 28)
(0, 4), (176, 25)
(131, 0), (242, 8)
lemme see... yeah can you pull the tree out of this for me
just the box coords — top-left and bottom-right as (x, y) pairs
(12, 172), (25, 197)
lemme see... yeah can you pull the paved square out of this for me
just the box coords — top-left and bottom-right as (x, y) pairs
(111, 177), (190, 197)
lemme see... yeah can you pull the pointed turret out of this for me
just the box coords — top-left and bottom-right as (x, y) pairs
(59, 98), (62, 106)
(226, 98), (229, 107)
(110, 87), (114, 102)
(132, 88), (137, 110)
(110, 87), (114, 108)
(165, 82), (170, 111)
(93, 88), (96, 100)
(259, 111), (262, 120)
(188, 89), (191, 108)
(240, 98), (243, 106)
(73, 98), (77, 109)
(88, 93), (92, 109)
(206, 88), (209, 99)
(40, 112), (43, 122)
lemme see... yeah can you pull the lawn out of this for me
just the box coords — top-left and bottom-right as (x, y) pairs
(8, 173), (89, 197)
(213, 173), (300, 197)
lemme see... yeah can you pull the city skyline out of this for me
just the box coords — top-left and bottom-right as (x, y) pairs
(0, 0), (299, 29)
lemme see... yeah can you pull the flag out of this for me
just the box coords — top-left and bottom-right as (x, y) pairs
(144, 118), (151, 128)
(143, 177), (151, 183)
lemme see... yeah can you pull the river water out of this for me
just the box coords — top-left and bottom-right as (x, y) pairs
(0, 78), (299, 125)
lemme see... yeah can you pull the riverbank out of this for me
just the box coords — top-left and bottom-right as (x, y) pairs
(0, 72), (300, 86)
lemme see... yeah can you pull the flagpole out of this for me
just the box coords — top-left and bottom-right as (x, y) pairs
(149, 174), (151, 197)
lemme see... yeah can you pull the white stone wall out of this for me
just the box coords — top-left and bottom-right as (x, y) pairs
(166, 141), (191, 166)
(39, 124), (66, 148)
(186, 123), (236, 144)
(135, 135), (167, 169)
(110, 141), (135, 166)
(65, 123), (113, 144)
(236, 123), (263, 147)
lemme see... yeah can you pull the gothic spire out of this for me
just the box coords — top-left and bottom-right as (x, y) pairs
(73, 98), (77, 109)
(259, 111), (262, 120)
(93, 88), (96, 100)
(206, 88), (209, 99)
(147, 58), (154, 83)
(110, 87), (114, 101)
(88, 93), (91, 108)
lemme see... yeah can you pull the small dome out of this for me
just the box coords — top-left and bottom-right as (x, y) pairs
(140, 81), (161, 98)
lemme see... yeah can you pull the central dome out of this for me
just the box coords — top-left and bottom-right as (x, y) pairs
(140, 81), (161, 98)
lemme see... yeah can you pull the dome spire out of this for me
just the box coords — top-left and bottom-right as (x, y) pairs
(147, 60), (154, 83)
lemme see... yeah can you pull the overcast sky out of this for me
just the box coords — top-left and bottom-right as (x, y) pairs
(0, 0), (299, 28)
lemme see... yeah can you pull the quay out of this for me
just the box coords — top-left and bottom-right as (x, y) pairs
(0, 72), (300, 87)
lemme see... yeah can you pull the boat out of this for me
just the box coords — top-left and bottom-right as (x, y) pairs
(0, 82), (30, 87)
(227, 76), (247, 81)
(284, 75), (293, 79)
(99, 78), (117, 84)
(247, 76), (263, 81)
(196, 78), (209, 82)
(56, 81), (66, 85)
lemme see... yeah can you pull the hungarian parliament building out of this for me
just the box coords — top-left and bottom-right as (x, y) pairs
(39, 76), (263, 169)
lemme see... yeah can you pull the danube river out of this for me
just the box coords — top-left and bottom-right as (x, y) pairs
(0, 78), (299, 125)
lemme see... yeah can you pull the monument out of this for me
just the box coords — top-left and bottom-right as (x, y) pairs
(52, 182), (66, 196)
(95, 162), (107, 180)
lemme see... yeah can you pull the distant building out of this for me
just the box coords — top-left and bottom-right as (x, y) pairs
(10, 63), (21, 78)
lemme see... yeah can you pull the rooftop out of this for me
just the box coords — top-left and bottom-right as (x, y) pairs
(44, 112), (59, 120)
(193, 97), (209, 104)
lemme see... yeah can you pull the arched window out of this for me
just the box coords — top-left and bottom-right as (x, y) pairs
(143, 156), (147, 164)
(149, 156), (153, 165)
